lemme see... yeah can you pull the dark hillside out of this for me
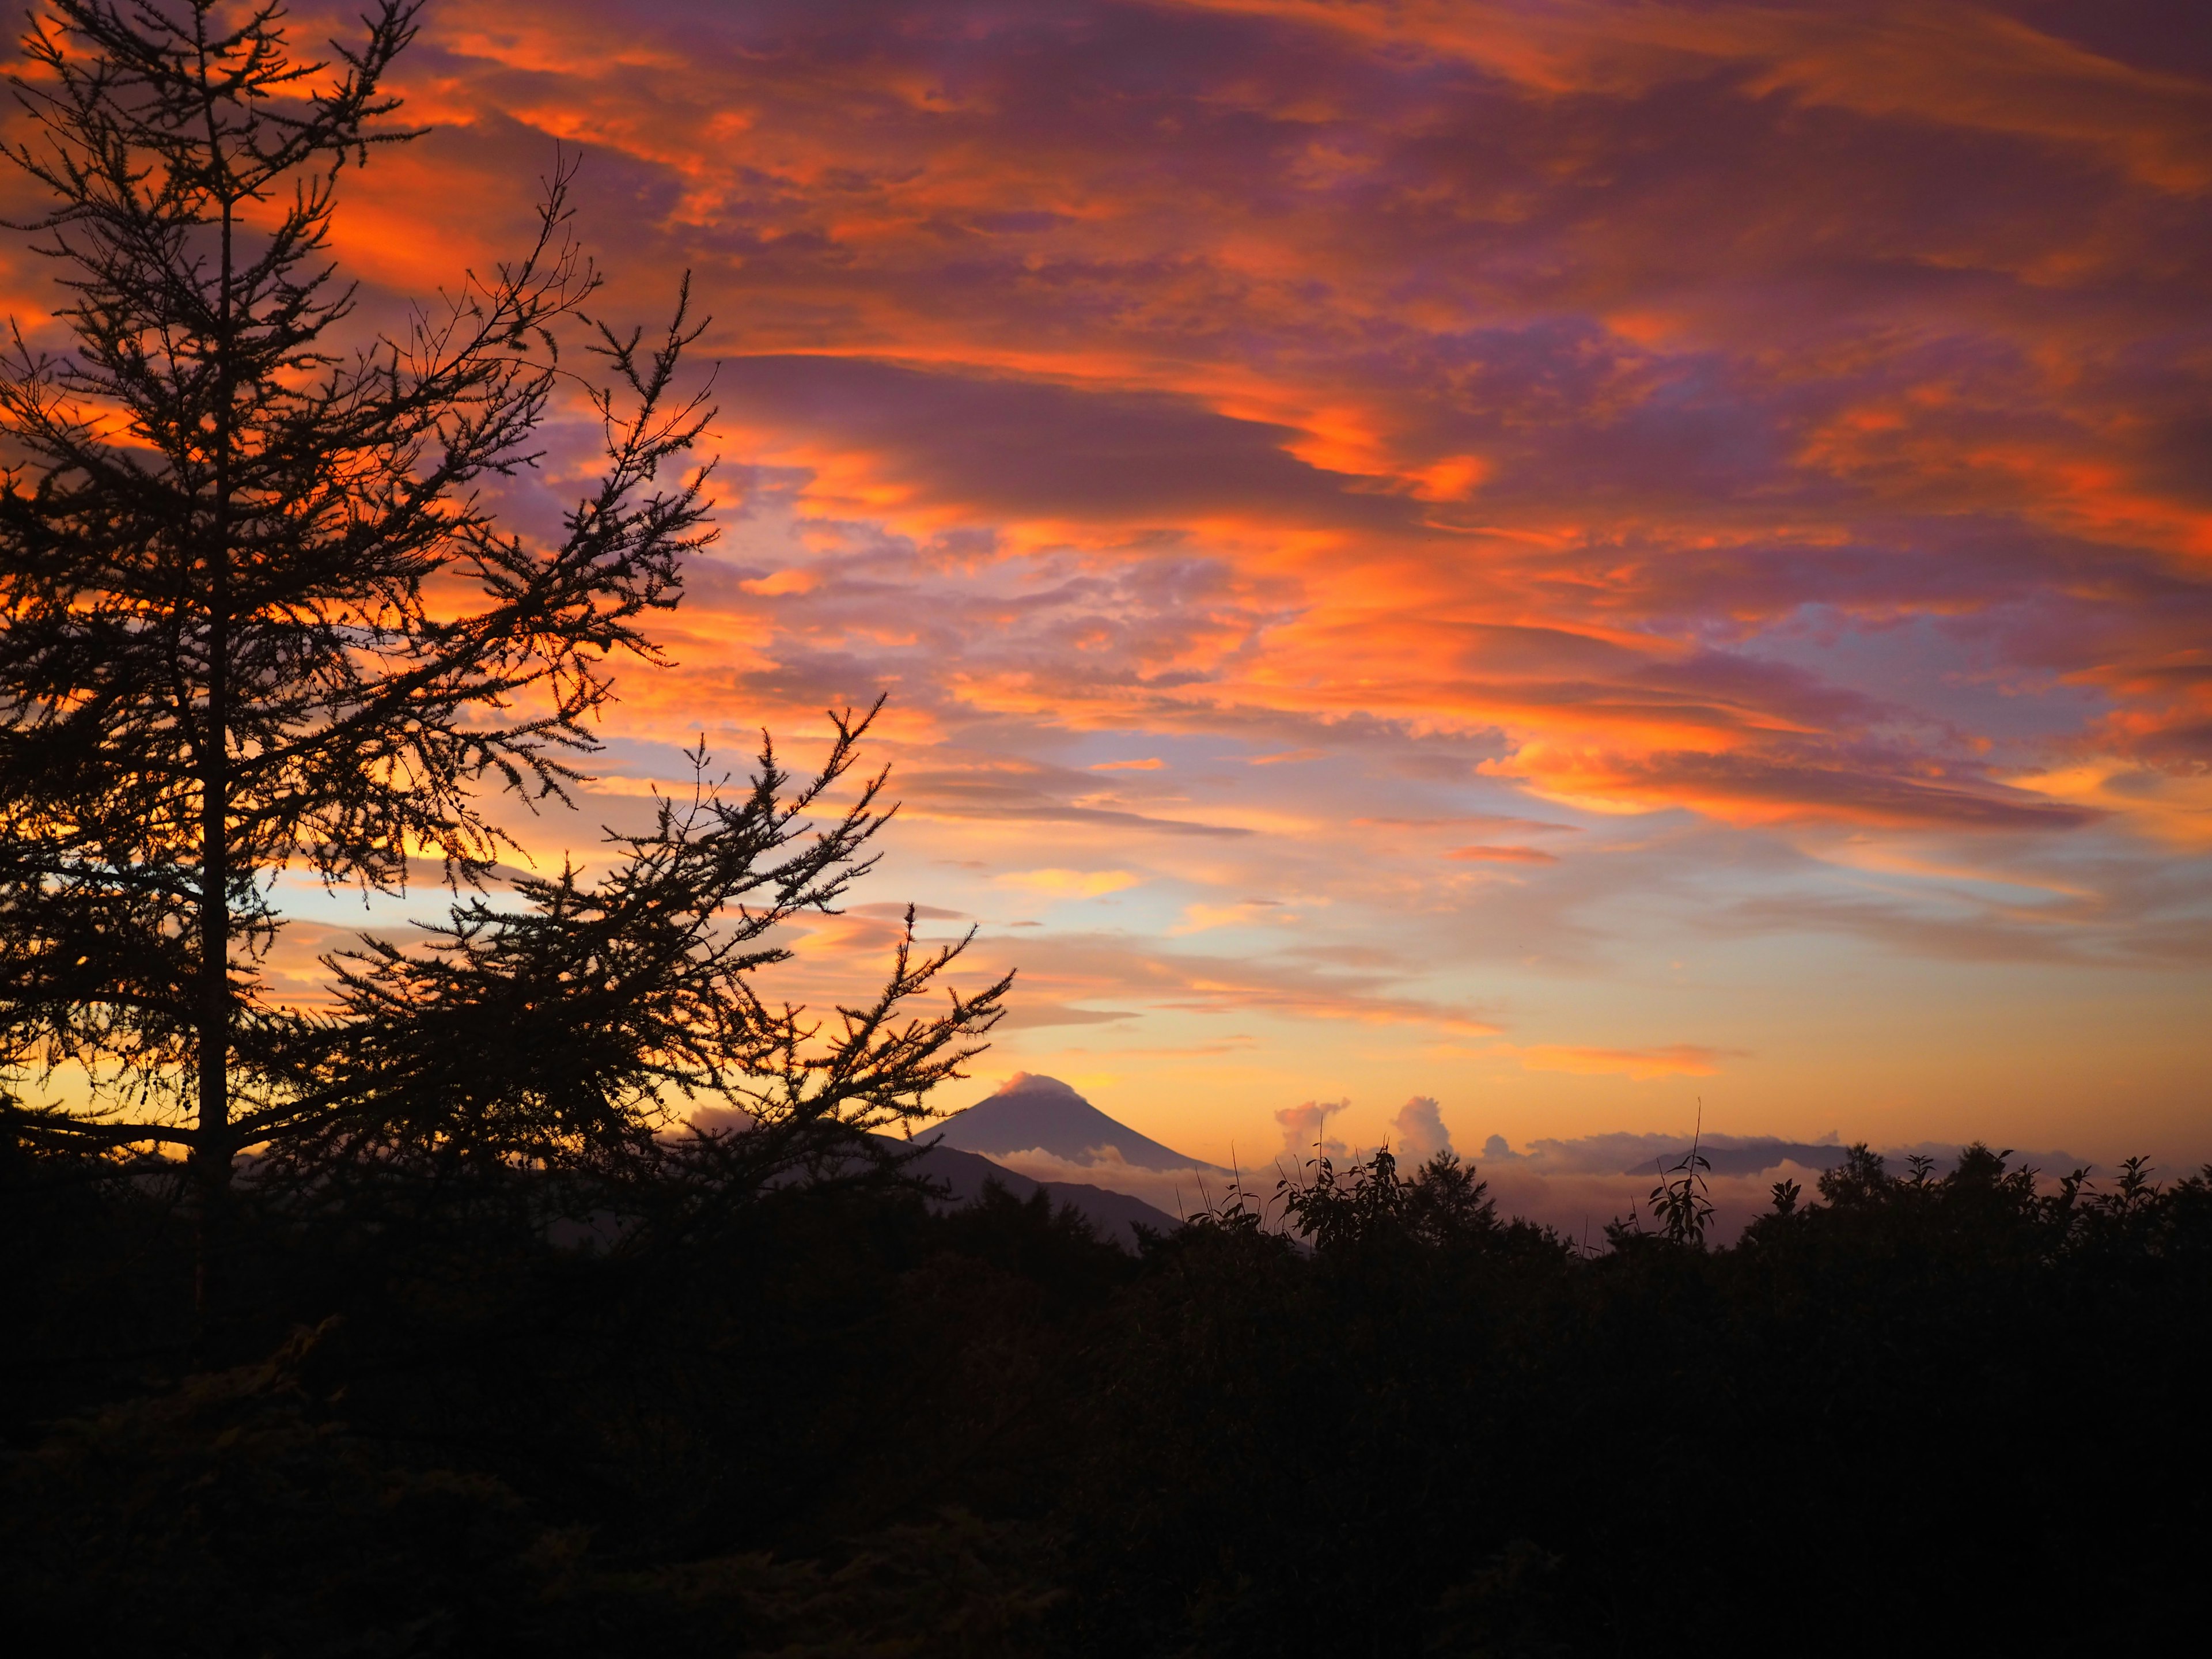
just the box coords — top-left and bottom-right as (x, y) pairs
(5, 1131), (2207, 1656)
(908, 1141), (1184, 1247)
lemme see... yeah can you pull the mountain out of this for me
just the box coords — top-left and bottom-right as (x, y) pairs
(926, 1073), (1226, 1173)
(906, 1142), (1183, 1249)
(684, 1092), (1184, 1248)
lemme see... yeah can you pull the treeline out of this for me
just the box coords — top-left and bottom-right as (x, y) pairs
(4, 1130), (2206, 1656)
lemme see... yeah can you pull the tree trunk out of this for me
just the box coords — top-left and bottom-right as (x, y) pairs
(193, 182), (237, 1342)
(192, 747), (229, 1335)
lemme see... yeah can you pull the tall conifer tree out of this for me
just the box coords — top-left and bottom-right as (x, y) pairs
(0, 2), (1006, 1310)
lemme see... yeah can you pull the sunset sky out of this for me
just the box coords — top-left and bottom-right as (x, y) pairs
(17, 1), (2209, 1175)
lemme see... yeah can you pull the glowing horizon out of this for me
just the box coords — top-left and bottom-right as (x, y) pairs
(7, 0), (2206, 1175)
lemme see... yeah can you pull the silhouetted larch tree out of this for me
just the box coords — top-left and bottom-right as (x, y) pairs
(0, 1), (1007, 1313)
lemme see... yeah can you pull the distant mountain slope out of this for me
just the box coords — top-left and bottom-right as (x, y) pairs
(907, 1142), (1183, 1248)
(927, 1073), (1226, 1173)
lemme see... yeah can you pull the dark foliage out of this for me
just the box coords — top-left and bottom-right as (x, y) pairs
(5, 1132), (2207, 1656)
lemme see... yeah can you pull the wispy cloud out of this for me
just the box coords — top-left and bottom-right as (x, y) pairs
(1445, 845), (1559, 866)
(997, 869), (1145, 899)
(143, 0), (2210, 1162)
(1511, 1044), (1739, 1081)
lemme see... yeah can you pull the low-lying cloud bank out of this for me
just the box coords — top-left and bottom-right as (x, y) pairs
(698, 1079), (2092, 1244)
(1002, 1094), (2090, 1243)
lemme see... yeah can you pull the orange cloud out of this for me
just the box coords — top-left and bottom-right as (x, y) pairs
(1444, 844), (1559, 865)
(997, 869), (1144, 899)
(1514, 1044), (1736, 1081)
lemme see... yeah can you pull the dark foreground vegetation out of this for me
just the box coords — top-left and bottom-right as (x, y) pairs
(5, 1132), (2207, 1657)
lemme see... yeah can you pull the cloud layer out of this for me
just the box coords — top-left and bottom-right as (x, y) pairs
(10, 2), (2204, 1160)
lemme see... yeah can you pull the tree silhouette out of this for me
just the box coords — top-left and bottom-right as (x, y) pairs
(0, 1), (1006, 1313)
(286, 719), (1011, 1174)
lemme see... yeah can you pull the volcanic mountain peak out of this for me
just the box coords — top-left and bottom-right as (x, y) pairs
(928, 1073), (1224, 1173)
